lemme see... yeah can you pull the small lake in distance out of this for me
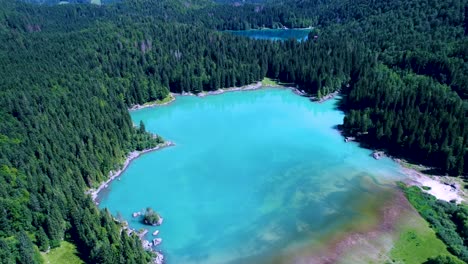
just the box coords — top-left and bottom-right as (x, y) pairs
(226, 28), (312, 41)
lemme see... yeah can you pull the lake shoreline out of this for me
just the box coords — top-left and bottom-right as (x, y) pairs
(361, 146), (466, 203)
(312, 90), (340, 103)
(128, 82), (263, 111)
(87, 141), (174, 264)
(86, 102), (180, 262)
(88, 141), (175, 204)
(128, 81), (308, 111)
(396, 159), (466, 204)
(128, 94), (176, 111)
(339, 118), (465, 203)
(102, 87), (454, 263)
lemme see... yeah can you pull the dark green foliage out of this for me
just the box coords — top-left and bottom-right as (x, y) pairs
(21, 0), (92, 4)
(139, 121), (146, 134)
(143, 207), (160, 226)
(0, 2), (162, 263)
(402, 185), (468, 262)
(424, 255), (466, 264)
(36, 227), (49, 252)
(342, 65), (467, 175)
(328, 0), (468, 176)
(17, 231), (41, 264)
(0, 239), (15, 264)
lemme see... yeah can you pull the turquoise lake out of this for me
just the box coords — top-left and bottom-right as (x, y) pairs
(227, 28), (312, 41)
(98, 88), (407, 263)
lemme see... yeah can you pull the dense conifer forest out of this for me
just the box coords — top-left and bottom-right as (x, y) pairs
(0, 0), (466, 262)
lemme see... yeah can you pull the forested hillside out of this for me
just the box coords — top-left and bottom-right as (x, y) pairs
(0, 0), (466, 263)
(318, 0), (468, 175)
(0, 2), (162, 262)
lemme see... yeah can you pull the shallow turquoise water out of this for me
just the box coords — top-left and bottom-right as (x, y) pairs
(99, 88), (406, 263)
(227, 28), (311, 41)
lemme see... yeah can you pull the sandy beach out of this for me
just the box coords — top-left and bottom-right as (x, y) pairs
(400, 163), (465, 204)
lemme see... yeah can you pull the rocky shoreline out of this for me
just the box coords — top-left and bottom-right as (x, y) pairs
(312, 90), (340, 103)
(128, 94), (176, 111)
(128, 81), (312, 111)
(127, 79), (321, 115)
(128, 82), (265, 111)
(87, 142), (174, 264)
(87, 141), (175, 203)
(121, 224), (165, 264)
(195, 81), (263, 97)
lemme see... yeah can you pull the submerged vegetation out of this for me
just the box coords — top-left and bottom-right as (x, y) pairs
(0, 0), (466, 262)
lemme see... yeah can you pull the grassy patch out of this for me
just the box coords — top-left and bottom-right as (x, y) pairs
(397, 183), (468, 263)
(41, 241), (83, 264)
(390, 216), (452, 264)
(156, 93), (174, 104)
(261, 77), (279, 86)
(143, 93), (174, 106)
(421, 186), (431, 191)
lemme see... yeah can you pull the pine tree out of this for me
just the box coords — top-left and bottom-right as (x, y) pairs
(139, 120), (146, 134)
(36, 227), (49, 252)
(17, 231), (36, 264)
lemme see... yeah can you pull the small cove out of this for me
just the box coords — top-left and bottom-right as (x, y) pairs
(98, 88), (407, 263)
